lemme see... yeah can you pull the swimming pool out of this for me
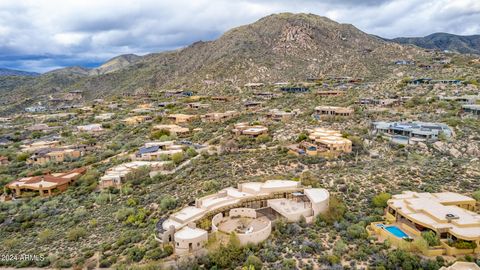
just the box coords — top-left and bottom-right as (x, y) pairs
(384, 225), (409, 238)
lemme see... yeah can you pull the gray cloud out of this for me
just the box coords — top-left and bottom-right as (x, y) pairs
(0, 0), (478, 72)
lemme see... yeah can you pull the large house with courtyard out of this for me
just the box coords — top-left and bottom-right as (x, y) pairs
(155, 180), (329, 255)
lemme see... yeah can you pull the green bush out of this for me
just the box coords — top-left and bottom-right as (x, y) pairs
(452, 240), (477, 250)
(244, 255), (263, 270)
(372, 192), (392, 208)
(421, 231), (440, 246)
(472, 190), (480, 201)
(67, 227), (87, 241)
(160, 195), (177, 211)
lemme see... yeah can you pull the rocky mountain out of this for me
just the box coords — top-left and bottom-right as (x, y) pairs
(89, 54), (141, 75)
(45, 54), (141, 77)
(390, 33), (480, 54)
(0, 13), (426, 109)
(0, 68), (39, 77)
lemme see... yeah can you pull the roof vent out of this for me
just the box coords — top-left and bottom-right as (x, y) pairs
(445, 213), (459, 222)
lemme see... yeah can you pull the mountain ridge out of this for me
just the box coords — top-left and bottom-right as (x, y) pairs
(389, 32), (480, 54)
(0, 68), (40, 77)
(0, 12), (440, 111)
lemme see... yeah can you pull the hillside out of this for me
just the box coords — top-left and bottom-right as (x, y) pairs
(390, 33), (480, 54)
(0, 13), (426, 110)
(0, 68), (39, 77)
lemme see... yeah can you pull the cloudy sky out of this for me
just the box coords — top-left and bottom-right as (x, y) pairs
(1, 0), (479, 73)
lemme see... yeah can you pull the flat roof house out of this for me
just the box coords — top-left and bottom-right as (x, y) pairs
(254, 92), (279, 100)
(21, 140), (61, 153)
(279, 87), (310, 93)
(439, 95), (479, 104)
(314, 106), (353, 118)
(462, 105), (480, 116)
(371, 121), (453, 144)
(134, 141), (183, 161)
(315, 90), (344, 96)
(244, 101), (264, 111)
(289, 128), (352, 157)
(153, 124), (190, 136)
(123, 115), (153, 125)
(440, 262), (480, 270)
(201, 111), (238, 123)
(368, 191), (480, 256)
(266, 109), (299, 122)
(77, 124), (104, 133)
(167, 114), (198, 124)
(26, 145), (86, 166)
(232, 123), (268, 137)
(6, 168), (86, 197)
(244, 83), (265, 89)
(186, 102), (210, 109)
(156, 180), (329, 255)
(99, 161), (169, 189)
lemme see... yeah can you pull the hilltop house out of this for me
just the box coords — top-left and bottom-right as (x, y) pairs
(254, 92), (279, 100)
(462, 104), (480, 116)
(6, 168), (86, 197)
(232, 123), (268, 137)
(439, 95), (479, 104)
(99, 161), (170, 189)
(367, 191), (480, 256)
(21, 139), (61, 152)
(210, 96), (234, 102)
(77, 124), (104, 133)
(244, 82), (264, 89)
(244, 101), (263, 111)
(201, 111), (238, 123)
(167, 114), (198, 124)
(134, 141), (183, 161)
(395, 60), (415, 65)
(26, 145), (87, 166)
(371, 121), (453, 144)
(153, 124), (190, 136)
(123, 115), (153, 125)
(288, 128), (352, 157)
(315, 90), (344, 97)
(25, 106), (47, 113)
(155, 180), (329, 254)
(314, 106), (354, 118)
(266, 109), (299, 122)
(279, 87), (310, 93)
(186, 102), (210, 109)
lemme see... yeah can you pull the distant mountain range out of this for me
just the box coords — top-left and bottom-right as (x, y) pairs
(389, 33), (480, 55)
(0, 68), (39, 77)
(1, 13), (479, 114)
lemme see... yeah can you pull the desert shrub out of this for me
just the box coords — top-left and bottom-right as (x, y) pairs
(421, 231), (440, 246)
(316, 197), (346, 225)
(244, 255), (263, 270)
(171, 152), (185, 165)
(38, 229), (55, 244)
(67, 227), (87, 241)
(372, 192), (392, 208)
(160, 195), (177, 211)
